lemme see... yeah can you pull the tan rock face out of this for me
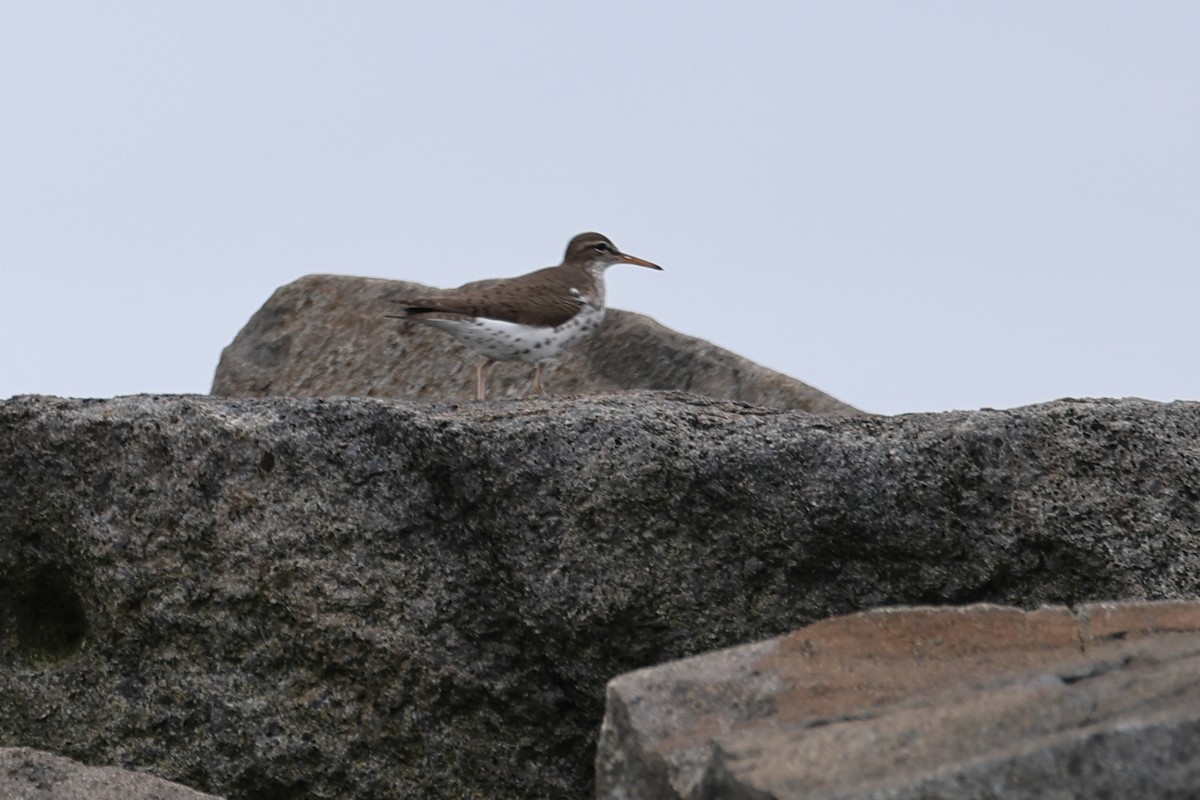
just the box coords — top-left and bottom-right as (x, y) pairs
(210, 274), (862, 415)
(0, 747), (222, 800)
(597, 601), (1200, 800)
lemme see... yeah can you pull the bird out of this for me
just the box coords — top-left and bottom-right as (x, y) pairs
(387, 232), (661, 400)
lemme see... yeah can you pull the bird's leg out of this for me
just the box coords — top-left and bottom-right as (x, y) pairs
(475, 360), (493, 401)
(531, 363), (549, 398)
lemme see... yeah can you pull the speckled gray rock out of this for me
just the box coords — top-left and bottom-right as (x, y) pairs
(209, 274), (862, 415)
(3, 393), (1200, 799)
(597, 601), (1200, 800)
(0, 747), (223, 800)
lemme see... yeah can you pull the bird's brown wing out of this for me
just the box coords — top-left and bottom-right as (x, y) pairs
(395, 268), (587, 327)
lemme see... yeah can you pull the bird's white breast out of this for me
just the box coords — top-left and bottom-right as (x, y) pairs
(423, 301), (605, 363)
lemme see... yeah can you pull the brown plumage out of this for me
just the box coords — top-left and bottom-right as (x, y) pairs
(388, 232), (661, 400)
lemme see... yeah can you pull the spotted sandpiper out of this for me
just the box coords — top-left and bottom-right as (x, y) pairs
(388, 232), (661, 400)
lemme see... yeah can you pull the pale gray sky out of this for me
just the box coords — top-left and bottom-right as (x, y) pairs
(3, 3), (1198, 414)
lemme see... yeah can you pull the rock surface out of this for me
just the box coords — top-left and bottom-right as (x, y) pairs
(0, 746), (222, 800)
(3, 393), (1200, 799)
(597, 601), (1200, 799)
(210, 274), (862, 415)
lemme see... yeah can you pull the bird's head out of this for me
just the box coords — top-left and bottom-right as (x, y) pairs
(564, 232), (662, 273)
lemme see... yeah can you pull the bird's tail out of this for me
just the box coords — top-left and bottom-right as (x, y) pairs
(385, 298), (440, 319)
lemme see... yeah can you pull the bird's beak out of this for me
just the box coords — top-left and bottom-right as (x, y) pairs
(618, 252), (663, 270)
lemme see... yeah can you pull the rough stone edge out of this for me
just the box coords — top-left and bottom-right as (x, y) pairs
(0, 747), (223, 800)
(597, 600), (1200, 800)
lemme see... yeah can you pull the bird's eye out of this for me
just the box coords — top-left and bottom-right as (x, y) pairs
(593, 242), (610, 252)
